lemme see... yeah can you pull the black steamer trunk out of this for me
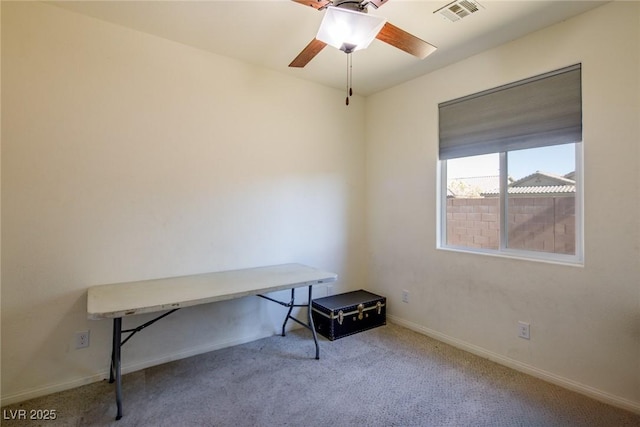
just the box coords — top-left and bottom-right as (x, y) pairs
(311, 290), (386, 341)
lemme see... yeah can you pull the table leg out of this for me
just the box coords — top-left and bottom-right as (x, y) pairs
(258, 286), (320, 359)
(112, 317), (123, 420)
(281, 288), (295, 336)
(307, 285), (320, 360)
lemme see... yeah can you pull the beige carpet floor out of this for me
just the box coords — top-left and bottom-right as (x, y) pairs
(2, 323), (639, 426)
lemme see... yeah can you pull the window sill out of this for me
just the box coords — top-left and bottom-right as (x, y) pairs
(436, 245), (584, 267)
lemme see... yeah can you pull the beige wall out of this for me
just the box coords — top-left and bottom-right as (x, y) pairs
(2, 0), (639, 414)
(366, 1), (639, 412)
(1, 2), (366, 403)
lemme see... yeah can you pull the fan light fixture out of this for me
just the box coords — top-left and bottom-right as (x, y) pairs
(316, 6), (386, 54)
(290, 0), (438, 106)
(315, 6), (387, 105)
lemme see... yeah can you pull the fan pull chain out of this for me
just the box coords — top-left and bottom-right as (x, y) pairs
(345, 53), (353, 106)
(349, 53), (353, 97)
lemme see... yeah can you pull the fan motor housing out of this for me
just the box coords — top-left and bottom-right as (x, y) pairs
(334, 0), (368, 13)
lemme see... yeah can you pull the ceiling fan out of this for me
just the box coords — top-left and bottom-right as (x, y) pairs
(289, 0), (437, 68)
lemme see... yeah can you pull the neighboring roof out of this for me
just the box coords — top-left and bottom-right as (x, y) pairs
(448, 171), (576, 198)
(510, 171), (575, 188)
(482, 185), (575, 196)
(447, 175), (504, 198)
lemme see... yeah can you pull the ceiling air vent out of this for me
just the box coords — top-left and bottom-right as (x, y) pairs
(435, 0), (483, 22)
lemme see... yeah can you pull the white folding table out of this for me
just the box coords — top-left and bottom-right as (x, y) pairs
(87, 263), (337, 420)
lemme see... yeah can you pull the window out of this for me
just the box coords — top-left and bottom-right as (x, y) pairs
(438, 65), (583, 264)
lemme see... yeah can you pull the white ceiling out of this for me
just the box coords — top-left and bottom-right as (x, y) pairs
(51, 0), (606, 96)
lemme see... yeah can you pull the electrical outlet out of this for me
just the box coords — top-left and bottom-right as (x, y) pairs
(518, 321), (530, 340)
(75, 330), (90, 349)
(327, 284), (333, 296)
(402, 290), (409, 303)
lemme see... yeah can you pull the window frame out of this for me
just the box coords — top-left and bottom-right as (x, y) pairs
(438, 142), (584, 266)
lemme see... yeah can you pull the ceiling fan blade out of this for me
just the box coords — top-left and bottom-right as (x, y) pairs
(376, 22), (437, 59)
(291, 0), (332, 10)
(289, 39), (328, 68)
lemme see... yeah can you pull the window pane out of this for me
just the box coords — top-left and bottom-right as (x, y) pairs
(446, 154), (500, 249)
(506, 144), (576, 255)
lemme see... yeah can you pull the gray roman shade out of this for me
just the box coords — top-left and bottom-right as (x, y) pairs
(439, 64), (582, 160)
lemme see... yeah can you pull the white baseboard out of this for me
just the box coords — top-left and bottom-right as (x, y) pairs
(387, 315), (640, 415)
(1, 331), (273, 407)
(1, 372), (109, 408)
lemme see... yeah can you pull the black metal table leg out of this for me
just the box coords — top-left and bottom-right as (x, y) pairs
(112, 317), (123, 420)
(109, 341), (115, 383)
(307, 285), (320, 360)
(107, 310), (180, 420)
(257, 285), (320, 359)
(281, 288), (295, 336)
